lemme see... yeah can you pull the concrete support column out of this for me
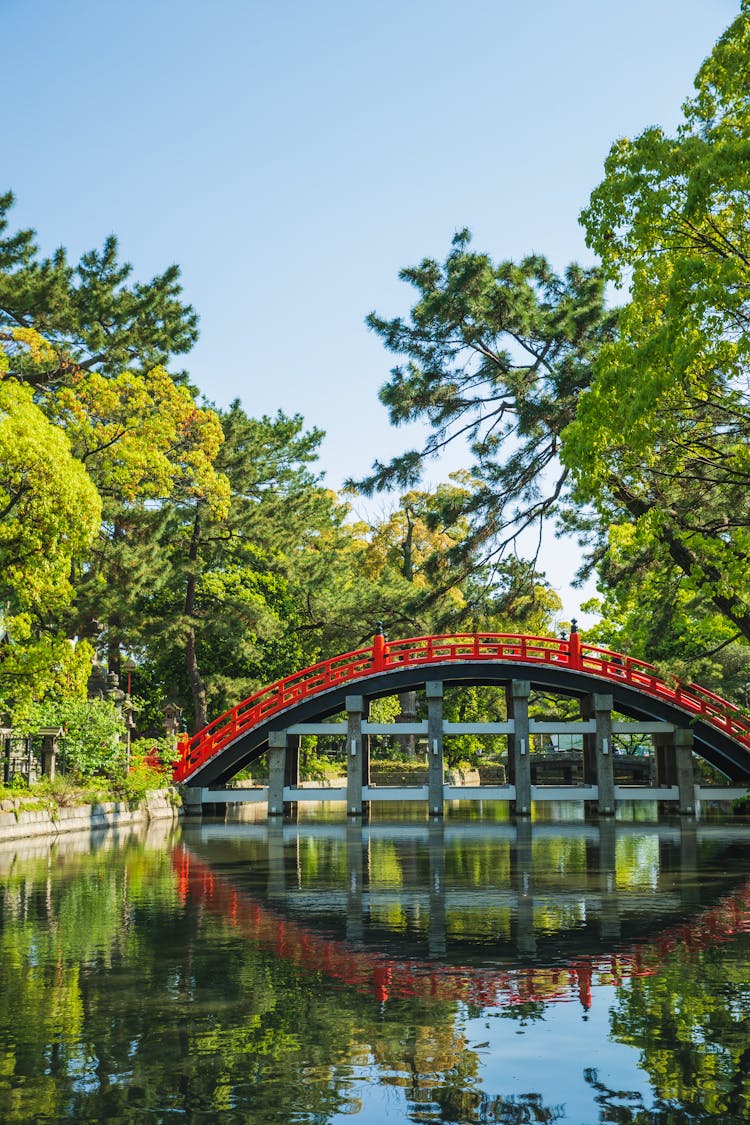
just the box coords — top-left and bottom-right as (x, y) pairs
(506, 680), (531, 816)
(284, 734), (300, 788)
(582, 693), (615, 815)
(652, 734), (676, 782)
(268, 731), (286, 817)
(346, 695), (366, 817)
(675, 729), (696, 815)
(396, 691), (418, 756)
(653, 732), (676, 787)
(362, 732), (371, 790)
(653, 728), (694, 813)
(426, 680), (444, 816)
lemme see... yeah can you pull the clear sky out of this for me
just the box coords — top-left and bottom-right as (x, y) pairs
(2, 0), (740, 622)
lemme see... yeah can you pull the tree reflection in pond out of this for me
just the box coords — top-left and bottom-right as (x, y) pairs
(0, 815), (749, 1121)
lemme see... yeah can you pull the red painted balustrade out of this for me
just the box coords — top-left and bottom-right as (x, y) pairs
(173, 633), (750, 783)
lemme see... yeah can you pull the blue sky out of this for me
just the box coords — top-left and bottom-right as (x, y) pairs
(2, 0), (740, 620)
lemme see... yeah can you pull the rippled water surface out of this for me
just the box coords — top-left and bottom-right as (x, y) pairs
(2, 805), (750, 1122)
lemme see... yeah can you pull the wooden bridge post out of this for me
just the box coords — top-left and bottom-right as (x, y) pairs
(582, 693), (615, 815)
(268, 731), (287, 817)
(426, 681), (444, 816)
(346, 696), (367, 817)
(506, 680), (531, 816)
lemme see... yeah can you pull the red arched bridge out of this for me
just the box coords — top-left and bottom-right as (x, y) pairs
(174, 631), (750, 790)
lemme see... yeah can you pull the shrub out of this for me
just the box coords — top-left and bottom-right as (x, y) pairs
(16, 697), (126, 780)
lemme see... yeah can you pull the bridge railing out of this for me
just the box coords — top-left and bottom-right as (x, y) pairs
(173, 632), (750, 783)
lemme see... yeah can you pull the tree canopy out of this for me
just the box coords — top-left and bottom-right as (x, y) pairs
(352, 234), (616, 579)
(2, 3), (749, 742)
(565, 1), (750, 646)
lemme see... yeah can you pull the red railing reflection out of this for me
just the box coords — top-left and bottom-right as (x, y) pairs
(173, 846), (750, 1010)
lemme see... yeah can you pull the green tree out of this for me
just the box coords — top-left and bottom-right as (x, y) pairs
(566, 3), (750, 646)
(352, 232), (616, 581)
(0, 191), (198, 384)
(47, 362), (229, 679)
(138, 404), (340, 728)
(580, 532), (750, 699)
(0, 345), (101, 711)
(16, 697), (125, 779)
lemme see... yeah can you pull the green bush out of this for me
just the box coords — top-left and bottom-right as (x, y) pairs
(16, 697), (126, 780)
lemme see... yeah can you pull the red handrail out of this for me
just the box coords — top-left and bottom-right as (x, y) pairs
(174, 845), (750, 1007)
(173, 632), (750, 782)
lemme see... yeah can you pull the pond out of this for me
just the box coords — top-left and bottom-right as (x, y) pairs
(1, 804), (750, 1122)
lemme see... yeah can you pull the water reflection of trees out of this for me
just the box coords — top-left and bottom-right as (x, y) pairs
(0, 832), (559, 1122)
(605, 936), (750, 1121)
(2, 823), (750, 1122)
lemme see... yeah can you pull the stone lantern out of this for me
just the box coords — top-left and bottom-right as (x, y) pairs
(161, 702), (183, 737)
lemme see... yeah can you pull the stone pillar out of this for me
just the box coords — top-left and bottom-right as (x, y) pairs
(40, 728), (61, 780)
(426, 680), (444, 816)
(582, 693), (615, 815)
(284, 734), (300, 787)
(396, 691), (418, 756)
(653, 728), (694, 814)
(653, 732), (676, 786)
(506, 680), (531, 816)
(268, 730), (286, 817)
(346, 695), (366, 817)
(675, 729), (696, 815)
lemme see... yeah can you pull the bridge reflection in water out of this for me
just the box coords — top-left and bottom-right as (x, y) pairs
(176, 817), (750, 1011)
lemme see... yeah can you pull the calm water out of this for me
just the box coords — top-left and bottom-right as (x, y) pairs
(2, 805), (750, 1123)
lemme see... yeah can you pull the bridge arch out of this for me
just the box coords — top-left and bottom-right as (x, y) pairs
(175, 633), (750, 788)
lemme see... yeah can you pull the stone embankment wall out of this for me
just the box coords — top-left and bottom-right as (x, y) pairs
(0, 789), (181, 841)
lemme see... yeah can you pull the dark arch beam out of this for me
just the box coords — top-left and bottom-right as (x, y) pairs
(185, 662), (750, 788)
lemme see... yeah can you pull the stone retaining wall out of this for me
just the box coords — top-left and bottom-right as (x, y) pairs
(0, 789), (181, 841)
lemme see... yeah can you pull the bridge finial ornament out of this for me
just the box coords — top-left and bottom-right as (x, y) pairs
(373, 623), (386, 671)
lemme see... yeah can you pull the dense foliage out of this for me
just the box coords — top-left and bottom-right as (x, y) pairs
(357, 3), (750, 704)
(1, 4), (749, 780)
